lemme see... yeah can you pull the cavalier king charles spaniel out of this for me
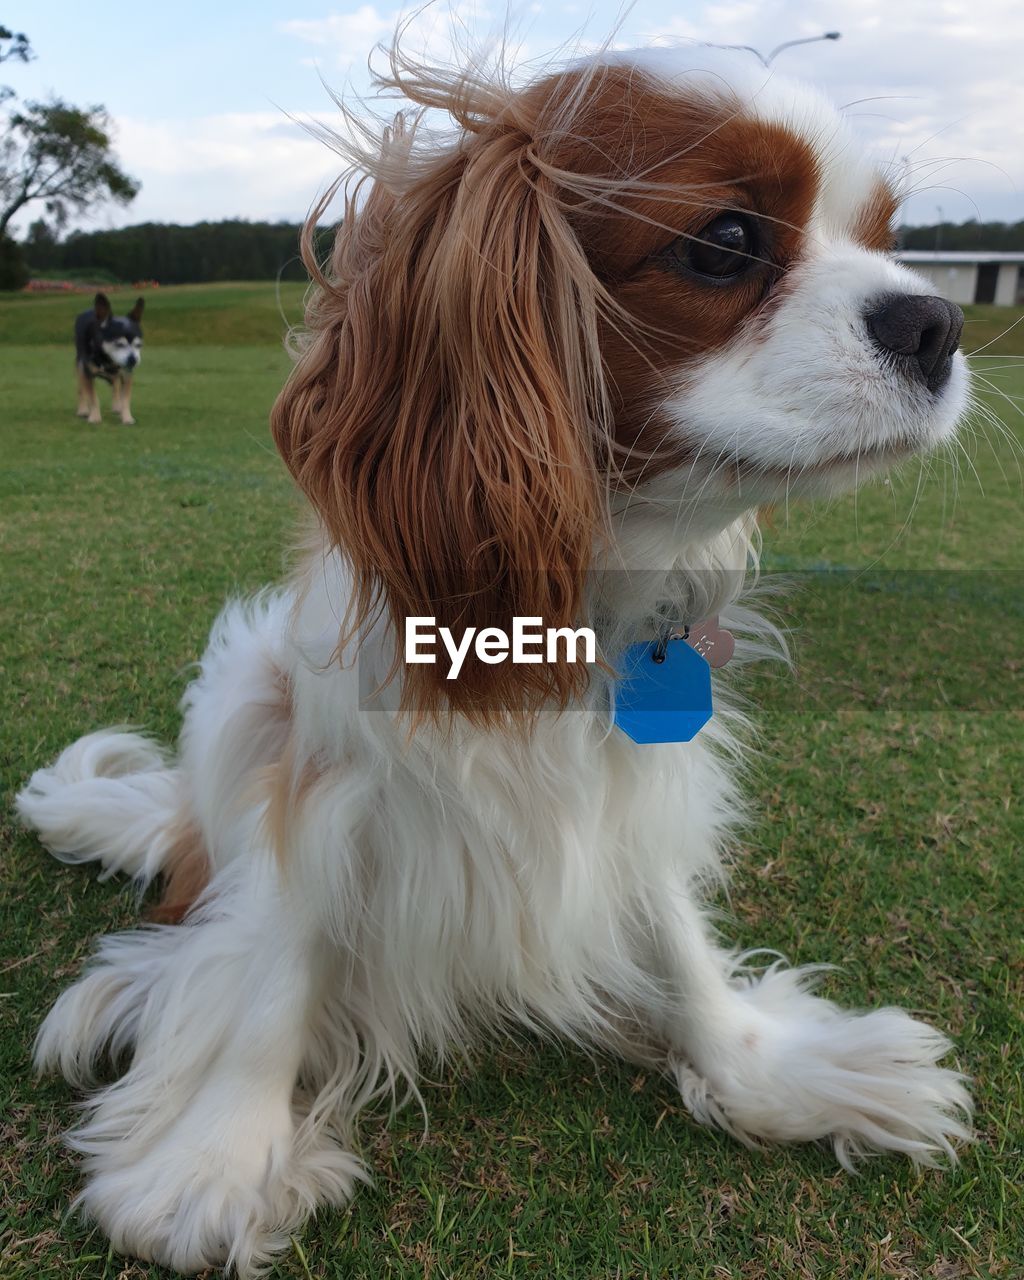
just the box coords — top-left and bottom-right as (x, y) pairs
(18, 40), (971, 1275)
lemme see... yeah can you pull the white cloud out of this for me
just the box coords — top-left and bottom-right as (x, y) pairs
(81, 112), (348, 230)
(282, 6), (398, 69)
(280, 2), (501, 72)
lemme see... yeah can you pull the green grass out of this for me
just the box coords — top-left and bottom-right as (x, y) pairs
(1, 283), (1022, 1278)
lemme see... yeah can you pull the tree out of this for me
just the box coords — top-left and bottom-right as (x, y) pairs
(1, 23), (33, 107)
(35, 219), (335, 285)
(0, 98), (139, 238)
(0, 24), (32, 64)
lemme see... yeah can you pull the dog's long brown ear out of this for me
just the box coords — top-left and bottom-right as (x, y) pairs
(128, 297), (145, 323)
(93, 292), (111, 322)
(271, 116), (608, 729)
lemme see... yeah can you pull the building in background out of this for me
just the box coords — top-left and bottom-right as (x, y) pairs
(897, 251), (1024, 306)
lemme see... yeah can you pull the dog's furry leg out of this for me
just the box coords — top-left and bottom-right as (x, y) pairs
(36, 855), (364, 1276)
(16, 730), (182, 885)
(651, 888), (972, 1167)
(75, 362), (91, 418)
(110, 373), (123, 415)
(118, 373), (135, 425)
(86, 375), (102, 424)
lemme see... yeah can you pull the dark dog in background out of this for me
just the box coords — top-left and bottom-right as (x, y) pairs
(75, 293), (145, 425)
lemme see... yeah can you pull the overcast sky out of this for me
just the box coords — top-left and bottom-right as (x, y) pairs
(6, 0), (1022, 235)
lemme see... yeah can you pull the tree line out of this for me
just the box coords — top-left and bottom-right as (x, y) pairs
(24, 219), (332, 284)
(900, 221), (1024, 252)
(16, 216), (1024, 287)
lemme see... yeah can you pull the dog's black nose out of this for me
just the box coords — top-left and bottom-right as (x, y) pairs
(865, 294), (964, 393)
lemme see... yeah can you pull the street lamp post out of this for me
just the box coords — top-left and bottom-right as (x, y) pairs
(767, 32), (841, 65)
(727, 31), (842, 67)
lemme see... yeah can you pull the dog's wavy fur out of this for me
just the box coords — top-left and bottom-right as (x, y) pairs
(18, 36), (972, 1276)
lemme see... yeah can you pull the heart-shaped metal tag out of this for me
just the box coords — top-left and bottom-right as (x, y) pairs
(686, 616), (735, 669)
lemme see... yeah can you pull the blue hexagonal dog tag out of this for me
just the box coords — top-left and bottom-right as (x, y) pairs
(613, 637), (714, 744)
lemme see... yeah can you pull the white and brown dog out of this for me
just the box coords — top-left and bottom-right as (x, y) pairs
(74, 291), (144, 424)
(19, 43), (970, 1275)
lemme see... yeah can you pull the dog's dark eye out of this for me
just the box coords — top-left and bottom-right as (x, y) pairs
(669, 214), (757, 280)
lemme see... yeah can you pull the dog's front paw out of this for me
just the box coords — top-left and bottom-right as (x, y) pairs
(86, 412), (102, 424)
(69, 1077), (364, 1275)
(120, 414), (136, 425)
(674, 966), (972, 1168)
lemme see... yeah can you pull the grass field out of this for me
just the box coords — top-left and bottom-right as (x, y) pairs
(1, 283), (1022, 1279)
